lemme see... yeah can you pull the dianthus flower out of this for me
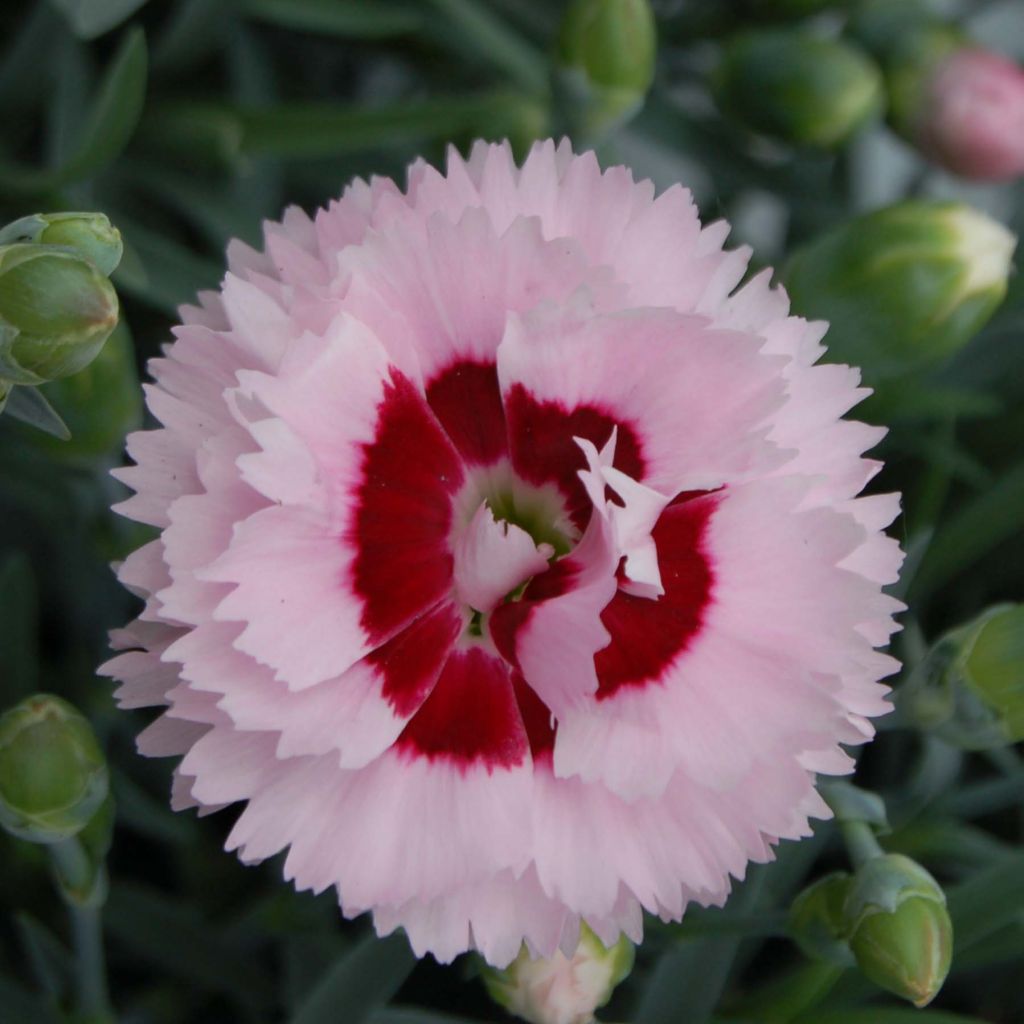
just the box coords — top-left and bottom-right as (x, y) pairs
(104, 140), (903, 966)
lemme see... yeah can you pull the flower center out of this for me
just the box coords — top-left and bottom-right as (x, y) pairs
(450, 463), (577, 622)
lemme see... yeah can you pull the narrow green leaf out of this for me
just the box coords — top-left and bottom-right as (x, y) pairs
(50, 0), (152, 39)
(0, 552), (39, 702)
(945, 852), (1024, 952)
(0, 27), (147, 192)
(59, 26), (148, 181)
(14, 912), (73, 1002)
(909, 461), (1024, 603)
(371, 1010), (481, 1024)
(635, 875), (765, 1024)
(796, 1011), (990, 1024)
(0, 976), (63, 1024)
(290, 931), (416, 1024)
(105, 881), (275, 1008)
(3, 387), (71, 440)
(239, 0), (424, 38)
(422, 0), (548, 93)
(237, 94), (533, 159)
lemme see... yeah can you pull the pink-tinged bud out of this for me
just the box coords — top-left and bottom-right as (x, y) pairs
(915, 47), (1024, 181)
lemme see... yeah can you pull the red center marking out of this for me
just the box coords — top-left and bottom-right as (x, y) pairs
(503, 383), (645, 528)
(425, 360), (508, 465)
(349, 370), (464, 643)
(595, 492), (718, 699)
(395, 645), (529, 771)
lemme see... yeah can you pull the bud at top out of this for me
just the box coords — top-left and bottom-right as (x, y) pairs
(558, 0), (657, 94)
(785, 200), (1015, 380)
(843, 854), (952, 1008)
(483, 925), (634, 1024)
(913, 47), (1024, 181)
(0, 243), (119, 386)
(850, 1), (1024, 181)
(789, 872), (856, 967)
(0, 694), (109, 845)
(0, 212), (123, 277)
(899, 604), (1024, 749)
(715, 31), (883, 149)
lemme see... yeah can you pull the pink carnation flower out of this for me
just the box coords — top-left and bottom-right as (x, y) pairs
(104, 140), (903, 967)
(915, 47), (1024, 181)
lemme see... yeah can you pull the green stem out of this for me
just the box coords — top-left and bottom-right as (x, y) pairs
(70, 901), (112, 1022)
(839, 820), (885, 869)
(48, 838), (113, 1022)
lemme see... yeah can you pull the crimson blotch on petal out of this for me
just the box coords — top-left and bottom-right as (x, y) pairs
(103, 140), (903, 966)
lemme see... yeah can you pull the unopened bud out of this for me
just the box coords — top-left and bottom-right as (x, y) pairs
(0, 695), (109, 845)
(556, 0), (657, 137)
(912, 46), (1024, 182)
(851, 2), (1024, 181)
(0, 212), (123, 277)
(483, 925), (634, 1024)
(785, 200), (1015, 380)
(844, 854), (952, 1008)
(899, 604), (1024, 749)
(789, 872), (856, 967)
(0, 244), (119, 386)
(715, 31), (883, 149)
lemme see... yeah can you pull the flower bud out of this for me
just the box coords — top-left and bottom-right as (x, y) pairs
(0, 695), (109, 845)
(899, 604), (1024, 750)
(0, 212), (123, 277)
(843, 854), (952, 1007)
(482, 925), (634, 1024)
(556, 0), (657, 138)
(0, 243), (119, 387)
(789, 872), (856, 967)
(785, 200), (1015, 380)
(715, 31), (883, 149)
(911, 46), (1024, 181)
(851, 2), (1024, 181)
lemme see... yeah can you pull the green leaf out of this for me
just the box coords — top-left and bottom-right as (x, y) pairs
(0, 553), (39, 705)
(909, 461), (1024, 604)
(422, 0), (548, 93)
(635, 874), (765, 1024)
(0, 976), (63, 1024)
(4, 387), (72, 440)
(0, 26), (147, 192)
(104, 881), (276, 1009)
(59, 26), (148, 181)
(15, 912), (73, 1002)
(290, 931), (416, 1024)
(945, 852), (1024, 952)
(237, 94), (535, 159)
(50, 0), (152, 39)
(238, 0), (424, 38)
(371, 1011), (481, 1024)
(795, 1011), (990, 1024)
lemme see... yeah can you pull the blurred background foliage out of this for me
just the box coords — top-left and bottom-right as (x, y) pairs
(1, 0), (1024, 1022)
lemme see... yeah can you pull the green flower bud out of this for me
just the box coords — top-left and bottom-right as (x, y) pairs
(785, 200), (1015, 381)
(482, 924), (634, 1024)
(0, 213), (123, 277)
(556, 0), (657, 138)
(21, 322), (142, 461)
(0, 243), (119, 387)
(843, 854), (952, 1008)
(0, 695), (109, 845)
(899, 604), (1024, 749)
(789, 872), (856, 967)
(715, 31), (883, 149)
